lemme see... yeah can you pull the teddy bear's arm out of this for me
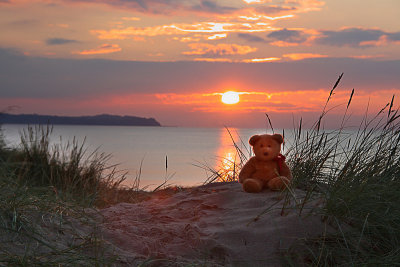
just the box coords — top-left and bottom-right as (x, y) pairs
(280, 161), (292, 180)
(238, 157), (256, 183)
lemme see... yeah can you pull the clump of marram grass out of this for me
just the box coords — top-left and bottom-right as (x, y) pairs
(0, 172), (120, 266)
(282, 74), (400, 266)
(0, 124), (148, 265)
(4, 125), (134, 207)
(0, 136), (121, 265)
(206, 73), (400, 266)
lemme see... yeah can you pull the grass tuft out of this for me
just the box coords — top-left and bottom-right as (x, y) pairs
(205, 73), (400, 266)
(0, 124), (145, 265)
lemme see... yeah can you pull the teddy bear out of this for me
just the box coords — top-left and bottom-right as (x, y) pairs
(239, 134), (292, 193)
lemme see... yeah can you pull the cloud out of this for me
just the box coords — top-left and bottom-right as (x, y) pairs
(316, 28), (400, 47)
(350, 55), (384, 59)
(388, 32), (400, 42)
(190, 0), (238, 14)
(72, 44), (121, 55)
(1, 47), (399, 100)
(58, 0), (239, 16)
(193, 58), (232, 62)
(207, 33), (227, 40)
(92, 22), (274, 40)
(121, 17), (141, 21)
(92, 25), (181, 39)
(267, 28), (309, 44)
(255, 5), (297, 15)
(250, 0), (324, 16)
(283, 53), (327, 60)
(182, 43), (257, 57)
(1, 0), (325, 21)
(237, 33), (266, 42)
(242, 57), (281, 63)
(243, 0), (269, 3)
(253, 28), (318, 46)
(46, 38), (79, 45)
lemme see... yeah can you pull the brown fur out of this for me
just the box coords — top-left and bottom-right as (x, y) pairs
(239, 134), (292, 193)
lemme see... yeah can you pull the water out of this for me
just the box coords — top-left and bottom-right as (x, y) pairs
(2, 125), (269, 189)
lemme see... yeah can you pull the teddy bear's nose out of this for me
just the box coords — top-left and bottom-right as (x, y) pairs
(263, 152), (268, 156)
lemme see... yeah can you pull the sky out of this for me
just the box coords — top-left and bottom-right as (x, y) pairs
(0, 0), (399, 128)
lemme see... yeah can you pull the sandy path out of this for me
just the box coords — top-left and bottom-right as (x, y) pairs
(100, 182), (326, 266)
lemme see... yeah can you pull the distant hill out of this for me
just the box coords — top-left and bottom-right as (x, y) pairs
(0, 113), (161, 127)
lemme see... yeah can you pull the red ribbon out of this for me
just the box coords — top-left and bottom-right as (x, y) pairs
(273, 153), (286, 174)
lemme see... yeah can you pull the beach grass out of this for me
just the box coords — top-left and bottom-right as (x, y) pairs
(0, 123), (146, 265)
(282, 75), (400, 266)
(200, 73), (399, 265)
(206, 74), (400, 266)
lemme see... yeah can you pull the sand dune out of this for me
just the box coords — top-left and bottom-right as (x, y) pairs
(100, 182), (328, 266)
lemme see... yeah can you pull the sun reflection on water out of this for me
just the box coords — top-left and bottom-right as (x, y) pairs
(213, 128), (247, 182)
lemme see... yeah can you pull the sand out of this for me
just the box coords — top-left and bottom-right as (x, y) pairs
(100, 182), (328, 266)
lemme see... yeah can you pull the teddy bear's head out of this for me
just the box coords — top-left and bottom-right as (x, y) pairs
(249, 134), (283, 162)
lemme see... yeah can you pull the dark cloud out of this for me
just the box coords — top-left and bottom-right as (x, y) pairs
(1, 48), (399, 100)
(61, 0), (237, 15)
(255, 5), (297, 15)
(317, 28), (385, 47)
(191, 0), (237, 14)
(237, 33), (266, 43)
(388, 32), (400, 42)
(60, 0), (181, 15)
(267, 28), (308, 43)
(46, 38), (79, 45)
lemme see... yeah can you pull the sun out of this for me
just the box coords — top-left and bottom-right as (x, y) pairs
(221, 91), (240, 104)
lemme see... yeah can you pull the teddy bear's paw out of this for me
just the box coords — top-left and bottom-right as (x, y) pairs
(268, 176), (289, 191)
(242, 179), (263, 193)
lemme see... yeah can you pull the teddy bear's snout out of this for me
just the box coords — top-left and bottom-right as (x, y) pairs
(263, 152), (269, 156)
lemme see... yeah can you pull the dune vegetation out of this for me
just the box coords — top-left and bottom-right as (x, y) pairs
(1, 74), (399, 266)
(284, 79), (400, 266)
(0, 124), (146, 265)
(207, 74), (400, 266)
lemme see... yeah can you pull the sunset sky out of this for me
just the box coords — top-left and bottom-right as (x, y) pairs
(1, 0), (399, 127)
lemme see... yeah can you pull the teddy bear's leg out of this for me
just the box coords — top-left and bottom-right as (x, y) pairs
(268, 176), (289, 191)
(242, 178), (264, 193)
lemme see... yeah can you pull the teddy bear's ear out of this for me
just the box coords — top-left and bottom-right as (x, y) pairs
(271, 134), (284, 144)
(249, 135), (261, 146)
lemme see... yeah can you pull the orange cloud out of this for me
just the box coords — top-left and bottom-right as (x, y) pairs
(173, 36), (201, 43)
(150, 90), (330, 113)
(183, 43), (257, 57)
(359, 35), (388, 47)
(193, 58), (233, 62)
(283, 53), (327, 60)
(87, 88), (400, 115)
(121, 17), (141, 21)
(207, 33), (228, 40)
(350, 54), (385, 59)
(243, 57), (281, 62)
(269, 41), (300, 47)
(243, 0), (270, 3)
(72, 44), (121, 55)
(92, 21), (277, 40)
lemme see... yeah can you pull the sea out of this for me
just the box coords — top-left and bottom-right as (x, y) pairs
(1, 124), (280, 190)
